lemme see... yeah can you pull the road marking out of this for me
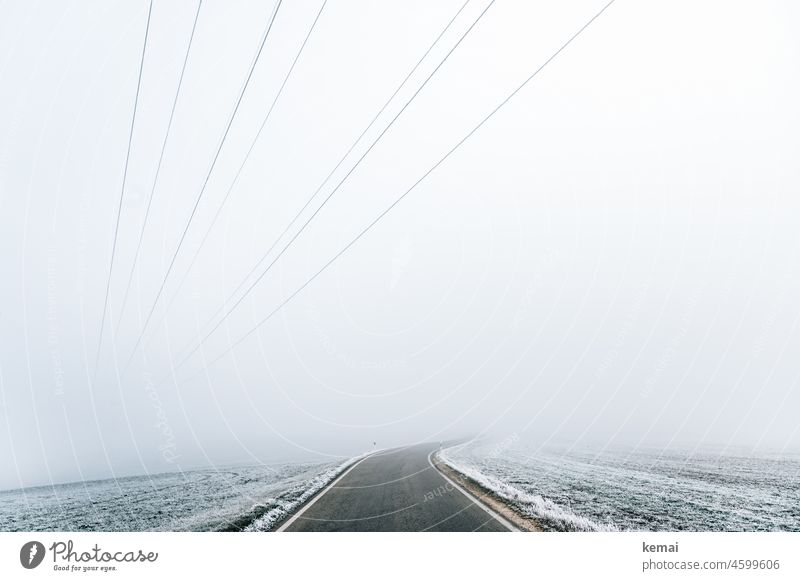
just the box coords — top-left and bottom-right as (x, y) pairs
(289, 503), (416, 523)
(428, 450), (518, 532)
(276, 452), (377, 532)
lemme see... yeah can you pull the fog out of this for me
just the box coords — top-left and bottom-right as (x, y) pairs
(1, 0), (799, 490)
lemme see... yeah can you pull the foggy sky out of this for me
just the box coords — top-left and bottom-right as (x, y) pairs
(1, 0), (799, 490)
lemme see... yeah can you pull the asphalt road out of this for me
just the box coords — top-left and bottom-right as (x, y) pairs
(280, 443), (512, 532)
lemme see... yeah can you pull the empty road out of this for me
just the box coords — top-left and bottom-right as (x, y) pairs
(279, 443), (513, 532)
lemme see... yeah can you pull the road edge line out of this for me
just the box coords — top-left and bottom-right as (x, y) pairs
(275, 453), (375, 532)
(428, 450), (519, 532)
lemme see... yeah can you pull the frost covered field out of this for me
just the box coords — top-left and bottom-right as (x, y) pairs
(0, 458), (356, 532)
(441, 441), (800, 531)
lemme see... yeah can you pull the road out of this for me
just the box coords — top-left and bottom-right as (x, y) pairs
(279, 443), (513, 532)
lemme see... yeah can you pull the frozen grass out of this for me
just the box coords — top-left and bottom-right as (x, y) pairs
(0, 459), (355, 532)
(441, 441), (800, 532)
(246, 454), (366, 531)
(440, 447), (617, 531)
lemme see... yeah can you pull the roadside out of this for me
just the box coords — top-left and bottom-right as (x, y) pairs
(432, 451), (543, 532)
(219, 454), (371, 532)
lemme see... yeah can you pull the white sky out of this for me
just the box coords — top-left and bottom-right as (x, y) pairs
(1, 0), (799, 489)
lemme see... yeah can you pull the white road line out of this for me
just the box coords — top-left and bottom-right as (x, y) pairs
(428, 450), (518, 532)
(276, 451), (378, 532)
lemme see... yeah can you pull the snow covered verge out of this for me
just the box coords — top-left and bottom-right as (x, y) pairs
(243, 454), (367, 531)
(0, 460), (369, 532)
(438, 446), (618, 532)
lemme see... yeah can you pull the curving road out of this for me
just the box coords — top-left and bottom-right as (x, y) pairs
(278, 443), (513, 532)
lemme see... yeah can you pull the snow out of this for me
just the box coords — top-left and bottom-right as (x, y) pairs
(440, 441), (800, 532)
(439, 447), (617, 531)
(0, 457), (362, 532)
(245, 453), (367, 531)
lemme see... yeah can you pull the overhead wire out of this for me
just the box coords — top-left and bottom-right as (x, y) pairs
(164, 0), (494, 376)
(157, 0), (471, 365)
(114, 0), (204, 338)
(121, 0), (284, 371)
(168, 0), (618, 385)
(92, 0), (154, 380)
(141, 0), (331, 352)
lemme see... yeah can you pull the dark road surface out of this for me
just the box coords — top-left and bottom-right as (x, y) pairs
(279, 443), (513, 532)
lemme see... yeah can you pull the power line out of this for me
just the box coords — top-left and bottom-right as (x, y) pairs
(165, 0), (493, 376)
(92, 0), (153, 380)
(168, 0), (618, 385)
(121, 0), (283, 371)
(142, 0), (330, 350)
(160, 0), (471, 366)
(114, 0), (204, 338)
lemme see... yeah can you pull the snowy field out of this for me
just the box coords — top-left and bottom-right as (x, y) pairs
(441, 441), (800, 531)
(0, 458), (356, 532)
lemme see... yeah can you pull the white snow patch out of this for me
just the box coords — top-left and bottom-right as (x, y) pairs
(439, 447), (618, 532)
(245, 453), (368, 531)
